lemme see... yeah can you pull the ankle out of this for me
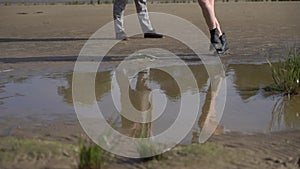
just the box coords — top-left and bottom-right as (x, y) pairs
(209, 27), (218, 32)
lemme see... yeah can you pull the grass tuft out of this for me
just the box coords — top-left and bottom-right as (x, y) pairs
(79, 140), (110, 169)
(267, 48), (300, 98)
(136, 139), (164, 161)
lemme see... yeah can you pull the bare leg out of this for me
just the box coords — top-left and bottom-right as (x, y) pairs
(198, 0), (230, 54)
(198, 0), (222, 36)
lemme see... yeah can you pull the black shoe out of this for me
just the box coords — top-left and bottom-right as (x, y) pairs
(144, 32), (163, 38)
(116, 32), (128, 41)
(209, 28), (222, 51)
(217, 33), (229, 54)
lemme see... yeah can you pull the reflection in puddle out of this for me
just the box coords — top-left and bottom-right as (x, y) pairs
(117, 70), (153, 138)
(222, 64), (300, 133)
(0, 64), (299, 143)
(269, 96), (300, 131)
(0, 76), (74, 121)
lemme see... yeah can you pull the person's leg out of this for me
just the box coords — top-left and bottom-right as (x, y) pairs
(134, 0), (163, 38)
(209, 0), (229, 53)
(198, 0), (228, 53)
(134, 0), (153, 33)
(113, 0), (128, 40)
(198, 0), (221, 42)
(210, 0), (222, 35)
(198, 0), (221, 33)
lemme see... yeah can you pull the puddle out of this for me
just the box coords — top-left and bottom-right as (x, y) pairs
(0, 64), (299, 143)
(0, 75), (74, 122)
(222, 64), (300, 133)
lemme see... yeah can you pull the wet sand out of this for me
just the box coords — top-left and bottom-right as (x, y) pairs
(0, 3), (300, 63)
(0, 2), (300, 169)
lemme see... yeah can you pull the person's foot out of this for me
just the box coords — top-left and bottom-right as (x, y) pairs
(116, 31), (128, 40)
(209, 28), (222, 51)
(144, 31), (163, 38)
(217, 32), (229, 54)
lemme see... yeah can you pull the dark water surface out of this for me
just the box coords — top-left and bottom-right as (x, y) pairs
(0, 63), (299, 143)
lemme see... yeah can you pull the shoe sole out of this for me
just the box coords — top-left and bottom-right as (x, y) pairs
(209, 44), (230, 55)
(217, 49), (230, 55)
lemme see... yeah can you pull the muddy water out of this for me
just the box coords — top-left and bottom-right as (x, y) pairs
(0, 64), (299, 143)
(223, 64), (300, 133)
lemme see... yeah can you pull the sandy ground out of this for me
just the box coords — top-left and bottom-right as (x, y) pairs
(0, 3), (300, 62)
(109, 130), (300, 169)
(0, 2), (300, 169)
(0, 3), (299, 84)
(1, 129), (300, 169)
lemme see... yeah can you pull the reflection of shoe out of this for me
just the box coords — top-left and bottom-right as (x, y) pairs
(217, 33), (229, 54)
(144, 31), (163, 38)
(209, 28), (222, 51)
(116, 31), (128, 40)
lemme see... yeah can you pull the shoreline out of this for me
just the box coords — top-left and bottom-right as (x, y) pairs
(1, 129), (299, 169)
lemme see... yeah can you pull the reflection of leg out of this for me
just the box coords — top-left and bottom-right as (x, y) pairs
(113, 0), (128, 40)
(132, 72), (152, 137)
(198, 84), (223, 134)
(115, 69), (133, 133)
(139, 71), (152, 137)
(197, 78), (224, 143)
(117, 69), (153, 138)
